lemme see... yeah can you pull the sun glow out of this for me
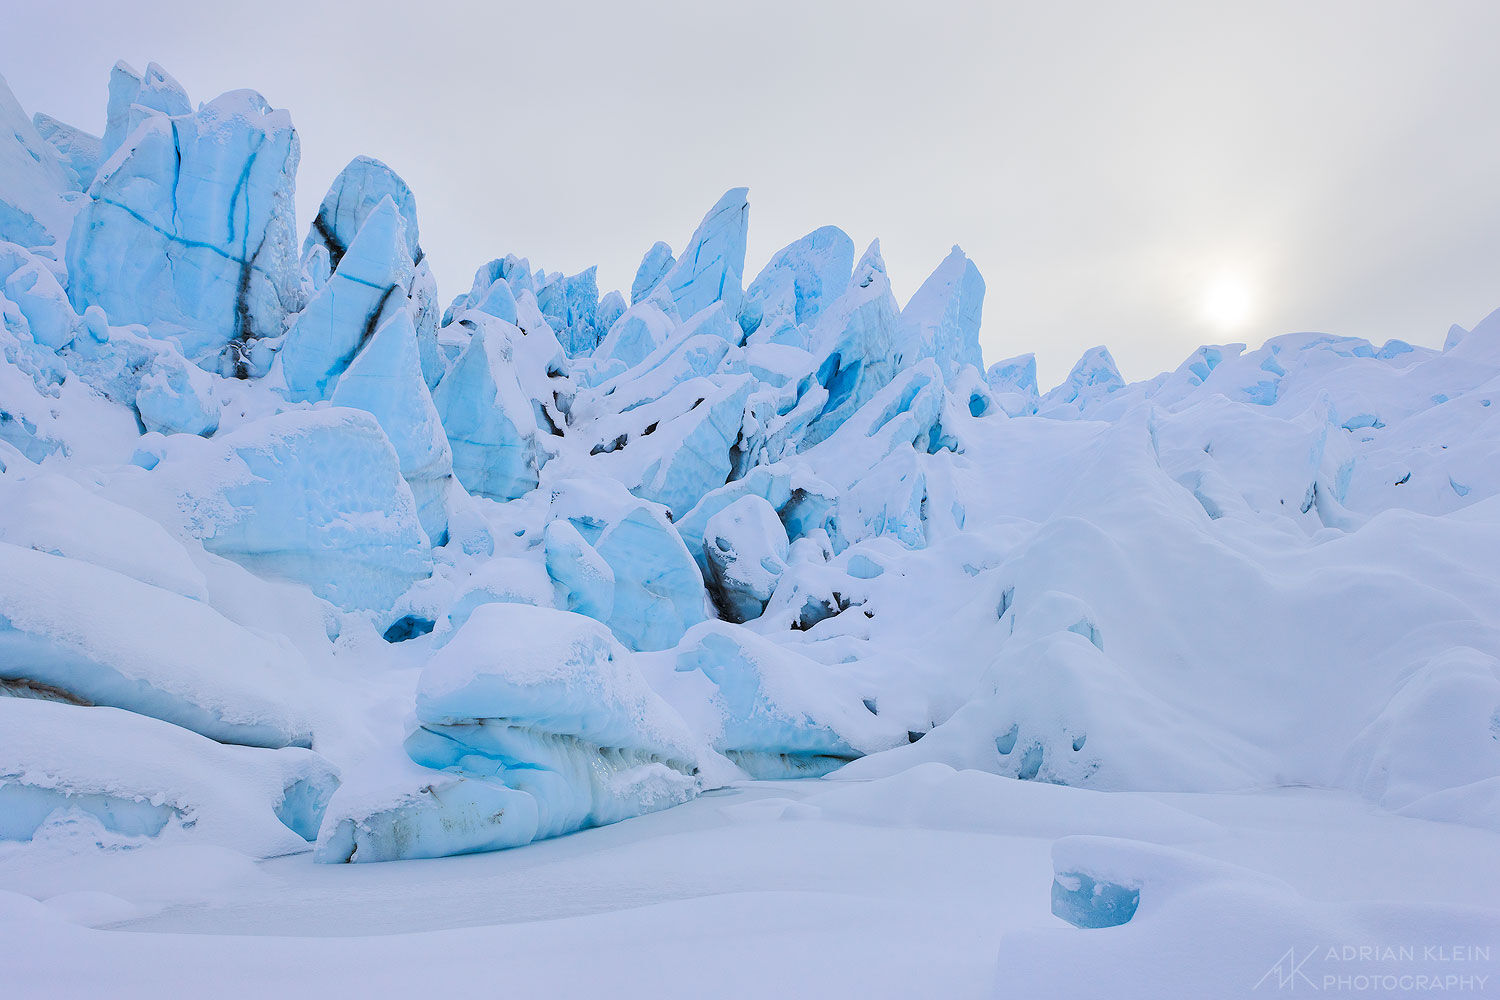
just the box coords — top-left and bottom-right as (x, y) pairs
(1201, 274), (1253, 331)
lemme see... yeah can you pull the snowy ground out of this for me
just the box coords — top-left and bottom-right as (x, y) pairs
(5, 768), (1498, 998)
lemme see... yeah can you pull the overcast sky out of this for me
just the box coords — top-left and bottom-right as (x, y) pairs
(6, 1), (1500, 385)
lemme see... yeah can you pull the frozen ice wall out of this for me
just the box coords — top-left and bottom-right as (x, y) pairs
(2, 62), (1499, 864)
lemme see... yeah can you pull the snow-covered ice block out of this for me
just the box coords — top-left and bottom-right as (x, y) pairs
(31, 113), (100, 192)
(319, 606), (699, 862)
(312, 748), (538, 863)
(432, 322), (542, 501)
(145, 408), (433, 611)
(133, 345), (220, 437)
(1039, 345), (1125, 416)
(588, 294), (679, 375)
(1048, 835), (1286, 929)
(2, 249), (75, 350)
(1052, 869), (1141, 929)
(1, 699), (337, 855)
(0, 544), (312, 748)
(632, 374), (753, 518)
(426, 556), (557, 646)
(675, 464), (835, 577)
(672, 623), (872, 777)
(985, 353), (1039, 416)
(537, 265), (602, 356)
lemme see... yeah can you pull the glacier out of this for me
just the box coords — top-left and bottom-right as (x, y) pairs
(0, 58), (1499, 978)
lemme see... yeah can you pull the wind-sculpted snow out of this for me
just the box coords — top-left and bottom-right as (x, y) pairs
(3, 62), (1500, 871)
(0, 544), (313, 749)
(0, 699), (337, 855)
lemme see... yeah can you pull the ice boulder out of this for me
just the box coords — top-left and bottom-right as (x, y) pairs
(673, 623), (877, 777)
(986, 353), (1040, 416)
(897, 246), (985, 383)
(656, 188), (749, 321)
(0, 544), (313, 749)
(330, 309), (454, 546)
(319, 606), (700, 862)
(702, 494), (789, 623)
(632, 373), (754, 518)
(432, 322), (542, 501)
(543, 518), (615, 622)
(133, 345), (221, 437)
(675, 464), (836, 578)
(2, 248), (76, 350)
(314, 750), (540, 863)
(67, 87), (302, 376)
(279, 196), (413, 401)
(740, 225), (855, 345)
(1048, 836), (1288, 930)
(595, 505), (710, 652)
(145, 408), (433, 611)
(55, 312), (220, 438)
(0, 699), (337, 855)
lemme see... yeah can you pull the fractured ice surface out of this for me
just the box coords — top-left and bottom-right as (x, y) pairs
(67, 81), (302, 375)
